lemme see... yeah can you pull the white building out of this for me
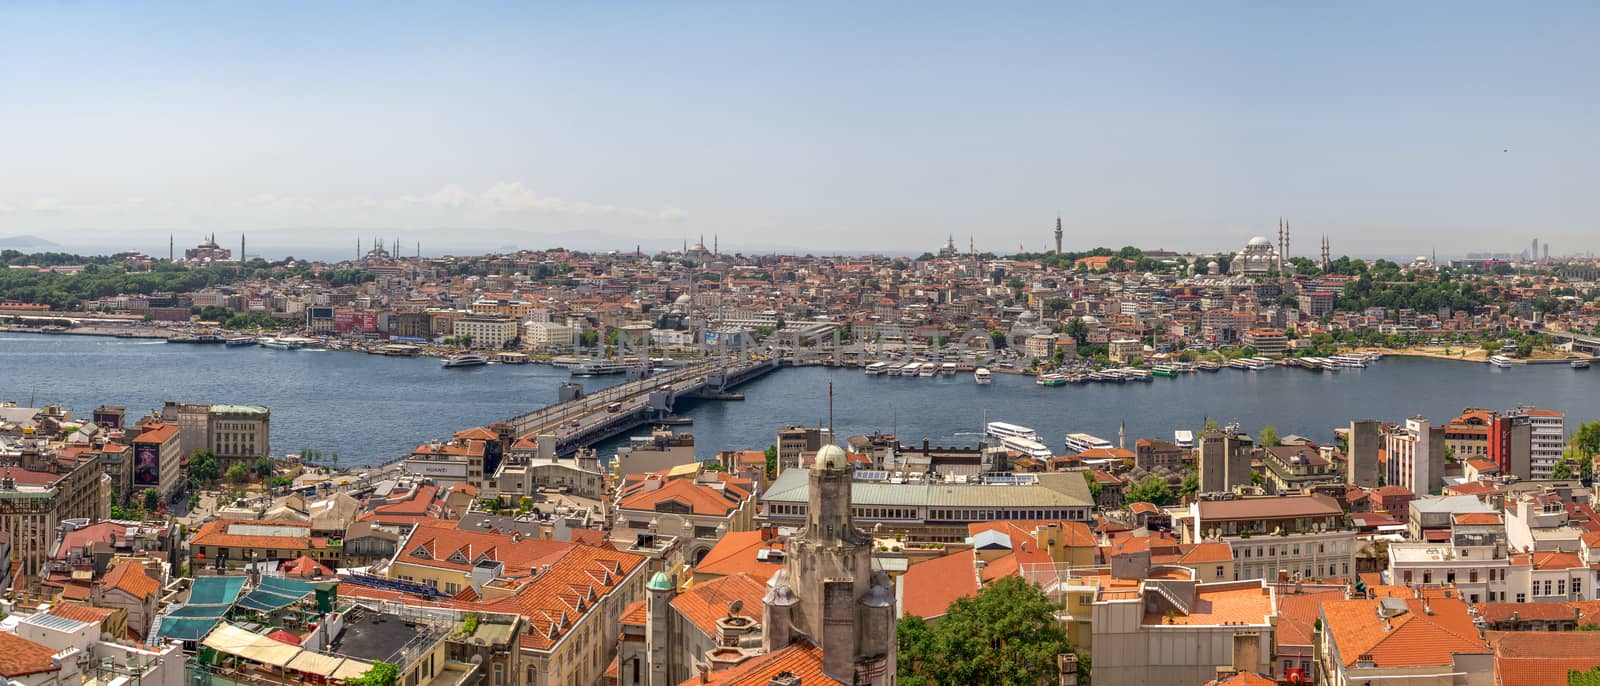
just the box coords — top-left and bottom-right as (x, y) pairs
(522, 321), (574, 351)
(1386, 417), (1444, 496)
(1526, 408), (1566, 479)
(1184, 494), (1357, 582)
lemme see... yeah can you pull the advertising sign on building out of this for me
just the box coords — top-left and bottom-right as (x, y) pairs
(134, 443), (161, 486)
(334, 310), (355, 334)
(356, 312), (378, 333)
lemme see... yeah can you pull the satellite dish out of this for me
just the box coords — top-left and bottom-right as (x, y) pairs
(728, 599), (744, 616)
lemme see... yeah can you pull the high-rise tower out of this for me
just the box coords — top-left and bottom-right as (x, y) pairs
(1054, 216), (1063, 255)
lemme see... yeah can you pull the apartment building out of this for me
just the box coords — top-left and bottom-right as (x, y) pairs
(1184, 494), (1356, 582)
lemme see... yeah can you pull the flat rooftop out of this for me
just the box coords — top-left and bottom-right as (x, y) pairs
(330, 608), (438, 664)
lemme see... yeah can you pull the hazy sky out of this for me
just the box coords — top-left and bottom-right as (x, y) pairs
(2, 2), (1597, 259)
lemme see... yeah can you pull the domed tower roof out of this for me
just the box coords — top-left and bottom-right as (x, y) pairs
(813, 444), (847, 471)
(1248, 236), (1272, 248)
(646, 572), (673, 592)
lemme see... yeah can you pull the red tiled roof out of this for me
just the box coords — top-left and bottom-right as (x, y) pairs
(191, 519), (324, 551)
(616, 473), (752, 517)
(690, 640), (841, 686)
(670, 574), (766, 639)
(132, 423), (179, 444)
(694, 530), (786, 584)
(899, 550), (978, 619)
(1321, 597), (1486, 669)
(0, 632), (62, 677)
(50, 603), (117, 624)
(99, 561), (160, 600)
(1491, 631), (1600, 686)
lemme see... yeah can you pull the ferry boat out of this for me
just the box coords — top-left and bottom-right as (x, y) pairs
(1036, 373), (1067, 387)
(224, 336), (257, 347)
(1151, 365), (1176, 378)
(571, 359), (632, 376)
(1573, 359), (1592, 370)
(864, 362), (888, 376)
(986, 421), (1040, 443)
(1000, 435), (1054, 460)
(973, 367), (992, 384)
(443, 353), (490, 368)
(1121, 368), (1153, 382)
(1064, 432), (1114, 454)
(903, 362), (925, 377)
(257, 337), (302, 350)
(1173, 430), (1195, 449)
(1198, 361), (1224, 372)
(918, 362), (937, 377)
(940, 362), (957, 375)
(168, 333), (225, 344)
(1489, 355), (1514, 368)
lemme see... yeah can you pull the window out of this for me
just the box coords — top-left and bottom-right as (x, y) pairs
(1216, 566), (1224, 578)
(1517, 593), (1526, 603)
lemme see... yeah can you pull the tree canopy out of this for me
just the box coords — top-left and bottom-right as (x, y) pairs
(1125, 476), (1174, 506)
(898, 576), (1082, 686)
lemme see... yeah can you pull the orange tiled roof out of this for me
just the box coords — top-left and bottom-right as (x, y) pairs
(1145, 581), (1274, 626)
(99, 561), (160, 600)
(1321, 597), (1486, 669)
(670, 573), (766, 639)
(0, 632), (61, 677)
(616, 473), (752, 517)
(132, 423), (179, 444)
(476, 543), (646, 652)
(690, 640), (841, 686)
(899, 550), (978, 619)
(1491, 631), (1600, 686)
(694, 530), (786, 584)
(50, 603), (117, 624)
(191, 519), (324, 551)
(397, 526), (571, 576)
(620, 600), (647, 627)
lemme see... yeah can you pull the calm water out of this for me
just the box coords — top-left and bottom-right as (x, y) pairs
(2, 334), (1597, 465)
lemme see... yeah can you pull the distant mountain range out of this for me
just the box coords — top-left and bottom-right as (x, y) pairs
(0, 234), (62, 250)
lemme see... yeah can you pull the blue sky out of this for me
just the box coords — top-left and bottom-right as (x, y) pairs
(2, 2), (1596, 259)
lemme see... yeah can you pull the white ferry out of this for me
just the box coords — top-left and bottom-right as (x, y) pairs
(974, 367), (992, 385)
(900, 363), (923, 377)
(864, 362), (888, 376)
(1489, 355), (1514, 368)
(986, 421), (1040, 443)
(442, 353), (490, 368)
(258, 337), (302, 350)
(1173, 430), (1195, 449)
(570, 359), (632, 376)
(917, 362), (937, 377)
(940, 362), (957, 375)
(1000, 435), (1054, 459)
(1064, 432), (1114, 454)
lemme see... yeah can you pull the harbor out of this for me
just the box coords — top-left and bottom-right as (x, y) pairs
(3, 333), (1597, 468)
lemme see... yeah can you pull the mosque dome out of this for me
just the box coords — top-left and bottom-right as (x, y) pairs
(674, 293), (693, 306)
(814, 444), (847, 471)
(1018, 310), (1039, 322)
(1248, 236), (1272, 247)
(647, 572), (673, 592)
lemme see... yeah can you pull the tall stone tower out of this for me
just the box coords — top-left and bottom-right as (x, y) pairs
(1054, 216), (1063, 255)
(644, 572), (676, 686)
(767, 444), (896, 684)
(1320, 236), (1330, 271)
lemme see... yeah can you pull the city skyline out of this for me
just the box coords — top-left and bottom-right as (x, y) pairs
(3, 3), (1598, 256)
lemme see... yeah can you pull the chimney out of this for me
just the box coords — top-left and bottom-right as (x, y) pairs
(768, 673), (802, 686)
(759, 524), (778, 542)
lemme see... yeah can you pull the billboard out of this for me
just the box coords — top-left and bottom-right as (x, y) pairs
(334, 311), (355, 334)
(356, 312), (378, 333)
(134, 443), (161, 486)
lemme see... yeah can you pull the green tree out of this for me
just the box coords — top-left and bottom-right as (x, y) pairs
(1125, 476), (1174, 506)
(1571, 664), (1600, 686)
(346, 661), (399, 686)
(764, 445), (778, 480)
(1061, 317), (1090, 346)
(1574, 421), (1600, 459)
(254, 457), (276, 478)
(989, 329), (1008, 350)
(897, 576), (1083, 686)
(1259, 425), (1280, 447)
(226, 463), (249, 485)
(141, 488), (159, 511)
(1553, 459), (1576, 481)
(1082, 471), (1102, 502)
(189, 449), (219, 485)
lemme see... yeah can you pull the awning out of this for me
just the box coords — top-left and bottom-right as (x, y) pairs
(331, 659), (376, 681)
(286, 651), (345, 677)
(202, 623), (304, 667)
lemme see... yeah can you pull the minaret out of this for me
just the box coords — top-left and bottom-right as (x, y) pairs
(169, 235), (174, 262)
(1321, 236), (1330, 270)
(1119, 420), (1127, 450)
(240, 234), (245, 263)
(713, 234), (718, 255)
(1054, 216), (1063, 255)
(1284, 220), (1290, 265)
(1277, 218), (1285, 271)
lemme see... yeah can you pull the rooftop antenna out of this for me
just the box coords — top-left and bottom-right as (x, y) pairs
(827, 382), (834, 445)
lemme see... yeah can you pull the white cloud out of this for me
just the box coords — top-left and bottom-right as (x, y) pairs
(31, 197), (60, 211)
(402, 184), (472, 208)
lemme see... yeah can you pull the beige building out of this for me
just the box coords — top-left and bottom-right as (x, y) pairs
(1025, 333), (1059, 360)
(1184, 494), (1356, 582)
(453, 314), (519, 349)
(1090, 574), (1277, 686)
(612, 466), (757, 565)
(130, 422), (183, 502)
(0, 455), (110, 578)
(522, 321), (574, 351)
(1109, 338), (1144, 363)
(207, 404), (271, 469)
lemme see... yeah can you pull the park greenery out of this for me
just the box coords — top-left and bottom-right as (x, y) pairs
(898, 576), (1087, 686)
(0, 250), (374, 311)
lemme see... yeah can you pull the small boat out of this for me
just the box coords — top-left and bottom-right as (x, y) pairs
(1036, 373), (1067, 387)
(974, 367), (992, 385)
(1198, 362), (1224, 372)
(1573, 359), (1591, 370)
(864, 362), (888, 376)
(257, 337), (302, 350)
(940, 362), (957, 375)
(224, 336), (257, 347)
(443, 353), (490, 368)
(1489, 355), (1514, 368)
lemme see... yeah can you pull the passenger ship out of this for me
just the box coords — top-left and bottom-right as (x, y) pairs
(986, 421), (1040, 443)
